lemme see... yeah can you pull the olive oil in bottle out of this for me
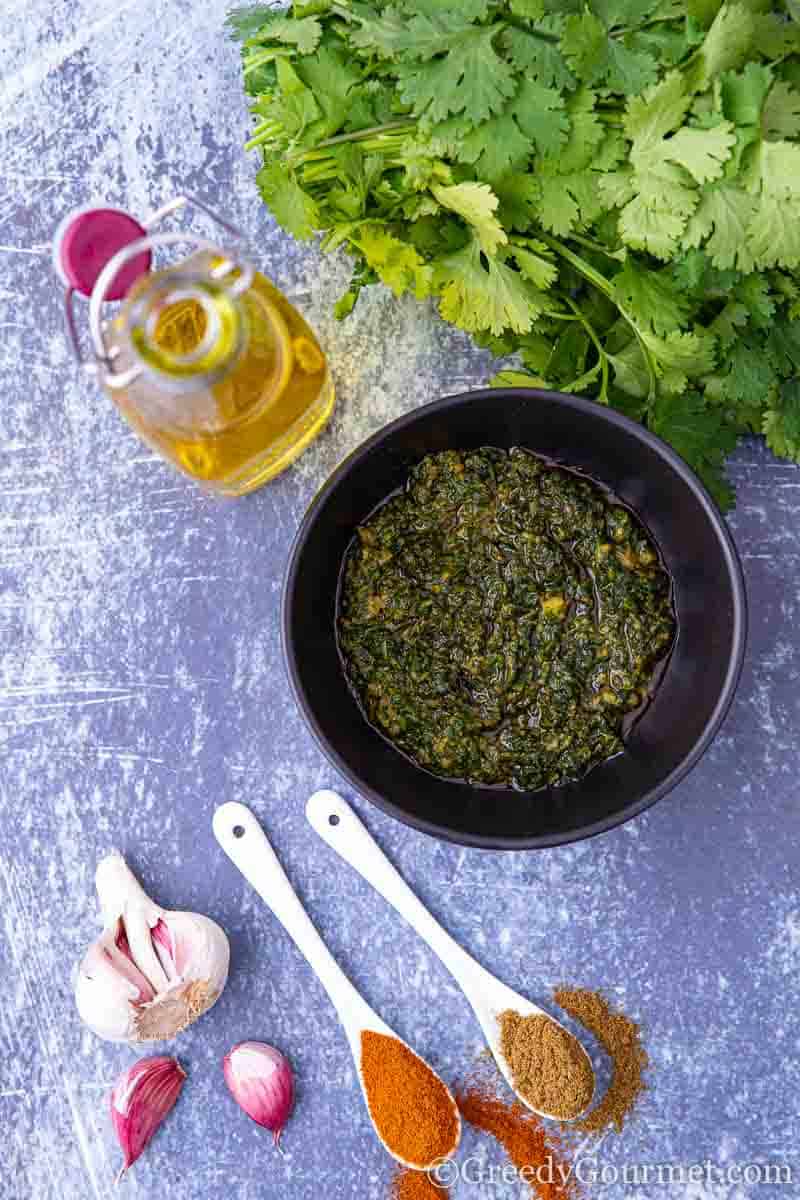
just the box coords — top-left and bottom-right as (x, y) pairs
(55, 197), (334, 496)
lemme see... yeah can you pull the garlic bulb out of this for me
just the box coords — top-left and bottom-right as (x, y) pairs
(75, 852), (230, 1043)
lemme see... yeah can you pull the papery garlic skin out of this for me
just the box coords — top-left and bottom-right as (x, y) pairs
(75, 852), (230, 1043)
(223, 1042), (295, 1146)
(110, 1055), (186, 1180)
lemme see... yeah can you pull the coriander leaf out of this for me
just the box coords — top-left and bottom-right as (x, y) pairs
(492, 173), (542, 230)
(436, 238), (539, 334)
(764, 379), (800, 459)
(512, 79), (570, 157)
(625, 23), (697, 67)
(517, 331), (556, 372)
(257, 162), (319, 239)
(548, 325), (589, 385)
(752, 11), (800, 60)
(245, 14), (322, 54)
(593, 128), (627, 171)
(741, 141), (800, 267)
(660, 121), (736, 183)
(642, 329), (717, 391)
(709, 297), (749, 349)
(624, 71), (691, 149)
(399, 0), (492, 17)
(350, 8), (471, 59)
(619, 80), (733, 258)
(745, 194), (800, 269)
(605, 39), (660, 93)
(507, 0), (546, 18)
(437, 109), (532, 180)
(535, 171), (606, 235)
(267, 58), (321, 140)
(688, 2), (755, 91)
(611, 258), (691, 334)
(500, 26), (576, 91)
(762, 80), (800, 140)
(618, 161), (699, 259)
(561, 9), (658, 93)
(719, 62), (773, 126)
(683, 183), (756, 270)
(560, 11), (608, 81)
(592, 0), (659, 28)
(686, 0), (722, 27)
(719, 334), (778, 404)
(748, 139), (800, 197)
(670, 247), (710, 293)
(599, 167), (636, 209)
(352, 225), (433, 298)
(649, 390), (737, 508)
(510, 240), (559, 289)
(294, 46), (361, 139)
(396, 25), (517, 125)
(557, 88), (605, 173)
(344, 81), (402, 133)
(766, 319), (800, 374)
(609, 339), (652, 398)
(735, 274), (775, 327)
(431, 182), (508, 255)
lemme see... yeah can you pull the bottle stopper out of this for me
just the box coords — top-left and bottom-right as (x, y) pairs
(53, 206), (152, 301)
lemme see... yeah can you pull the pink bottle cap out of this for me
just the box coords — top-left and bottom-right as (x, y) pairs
(53, 206), (152, 300)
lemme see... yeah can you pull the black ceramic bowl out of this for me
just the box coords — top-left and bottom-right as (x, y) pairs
(283, 389), (747, 849)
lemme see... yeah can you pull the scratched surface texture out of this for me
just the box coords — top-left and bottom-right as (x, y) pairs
(1, 3), (799, 1199)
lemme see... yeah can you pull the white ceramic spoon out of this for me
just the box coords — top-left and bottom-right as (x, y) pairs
(306, 789), (595, 1121)
(213, 801), (461, 1169)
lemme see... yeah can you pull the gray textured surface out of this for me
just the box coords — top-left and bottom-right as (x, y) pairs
(1, 4), (799, 1198)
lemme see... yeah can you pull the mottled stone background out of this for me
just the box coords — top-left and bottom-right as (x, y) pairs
(1, 3), (798, 1198)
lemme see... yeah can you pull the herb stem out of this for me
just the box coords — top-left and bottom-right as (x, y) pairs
(564, 297), (610, 399)
(568, 234), (625, 262)
(311, 120), (417, 150)
(243, 47), (295, 75)
(540, 234), (657, 400)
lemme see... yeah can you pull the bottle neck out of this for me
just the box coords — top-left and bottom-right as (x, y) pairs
(118, 258), (247, 390)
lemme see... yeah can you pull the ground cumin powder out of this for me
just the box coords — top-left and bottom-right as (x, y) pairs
(360, 1031), (459, 1167)
(498, 1010), (595, 1119)
(456, 1061), (578, 1200)
(553, 987), (648, 1133)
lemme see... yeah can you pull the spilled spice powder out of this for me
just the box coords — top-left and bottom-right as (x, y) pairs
(554, 987), (648, 1133)
(498, 1010), (595, 1119)
(360, 1031), (460, 1167)
(390, 1166), (449, 1200)
(456, 1060), (577, 1200)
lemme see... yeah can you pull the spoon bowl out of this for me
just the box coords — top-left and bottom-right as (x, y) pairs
(213, 800), (461, 1170)
(306, 790), (595, 1121)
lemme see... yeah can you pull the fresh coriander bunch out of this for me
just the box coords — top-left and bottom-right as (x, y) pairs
(229, 0), (800, 507)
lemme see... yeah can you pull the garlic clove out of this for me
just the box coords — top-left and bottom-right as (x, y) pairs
(110, 1055), (186, 1181)
(162, 909), (230, 991)
(74, 852), (230, 1044)
(223, 1042), (295, 1148)
(97, 854), (170, 993)
(75, 928), (155, 1042)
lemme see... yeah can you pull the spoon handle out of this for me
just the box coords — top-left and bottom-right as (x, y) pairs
(214, 801), (377, 1040)
(306, 790), (488, 996)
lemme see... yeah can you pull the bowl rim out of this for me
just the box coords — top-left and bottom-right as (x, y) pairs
(282, 387), (748, 850)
